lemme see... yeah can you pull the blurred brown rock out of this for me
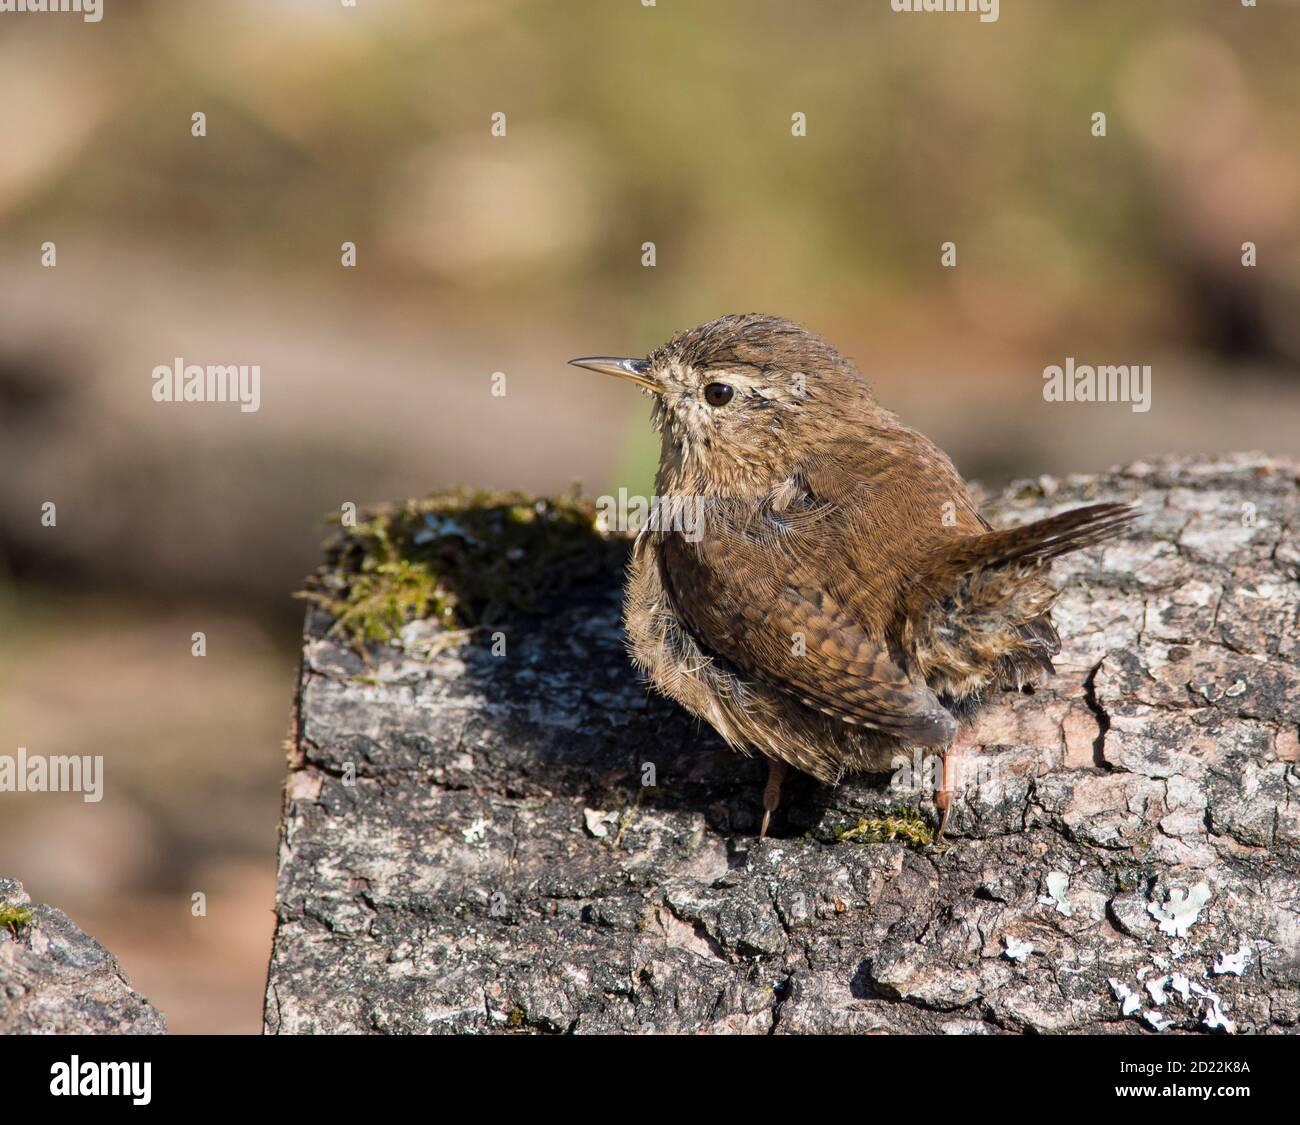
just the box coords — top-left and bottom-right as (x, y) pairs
(0, 877), (166, 1035)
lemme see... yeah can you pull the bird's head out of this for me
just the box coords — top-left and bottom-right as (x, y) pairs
(570, 314), (878, 494)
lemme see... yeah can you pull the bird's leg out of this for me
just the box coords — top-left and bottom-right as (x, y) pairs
(935, 758), (954, 842)
(759, 759), (788, 839)
(935, 732), (973, 842)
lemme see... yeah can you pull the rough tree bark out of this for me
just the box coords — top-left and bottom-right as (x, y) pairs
(0, 877), (166, 1034)
(264, 453), (1299, 1034)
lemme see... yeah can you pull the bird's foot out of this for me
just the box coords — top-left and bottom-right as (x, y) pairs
(934, 733), (973, 844)
(935, 789), (952, 843)
(759, 759), (788, 839)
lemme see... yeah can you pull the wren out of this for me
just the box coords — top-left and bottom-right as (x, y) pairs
(570, 315), (1134, 839)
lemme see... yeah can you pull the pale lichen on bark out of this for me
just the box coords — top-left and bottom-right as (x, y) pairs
(265, 453), (1298, 1034)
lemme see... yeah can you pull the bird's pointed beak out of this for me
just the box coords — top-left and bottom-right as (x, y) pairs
(567, 356), (662, 393)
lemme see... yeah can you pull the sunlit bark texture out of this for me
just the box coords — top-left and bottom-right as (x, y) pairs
(265, 454), (1298, 1034)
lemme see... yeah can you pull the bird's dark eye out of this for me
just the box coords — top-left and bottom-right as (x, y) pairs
(704, 382), (734, 407)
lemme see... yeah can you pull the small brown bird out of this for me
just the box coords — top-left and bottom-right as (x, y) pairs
(570, 315), (1134, 839)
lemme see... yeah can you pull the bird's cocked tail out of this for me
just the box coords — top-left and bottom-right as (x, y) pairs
(936, 502), (1137, 572)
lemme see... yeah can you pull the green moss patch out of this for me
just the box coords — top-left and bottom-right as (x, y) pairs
(297, 488), (626, 652)
(836, 809), (934, 849)
(0, 903), (33, 932)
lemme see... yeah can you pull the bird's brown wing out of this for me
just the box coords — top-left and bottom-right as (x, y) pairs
(656, 508), (957, 748)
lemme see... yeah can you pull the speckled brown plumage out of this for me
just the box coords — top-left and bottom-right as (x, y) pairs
(570, 314), (1136, 836)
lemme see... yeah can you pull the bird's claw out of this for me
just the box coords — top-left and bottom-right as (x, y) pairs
(759, 759), (788, 840)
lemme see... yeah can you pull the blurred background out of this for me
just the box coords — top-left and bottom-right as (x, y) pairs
(1, 0), (1298, 1032)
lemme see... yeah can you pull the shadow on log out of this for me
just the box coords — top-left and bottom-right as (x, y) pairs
(264, 454), (1299, 1034)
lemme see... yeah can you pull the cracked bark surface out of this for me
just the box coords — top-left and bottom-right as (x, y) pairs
(0, 877), (166, 1034)
(264, 453), (1299, 1034)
